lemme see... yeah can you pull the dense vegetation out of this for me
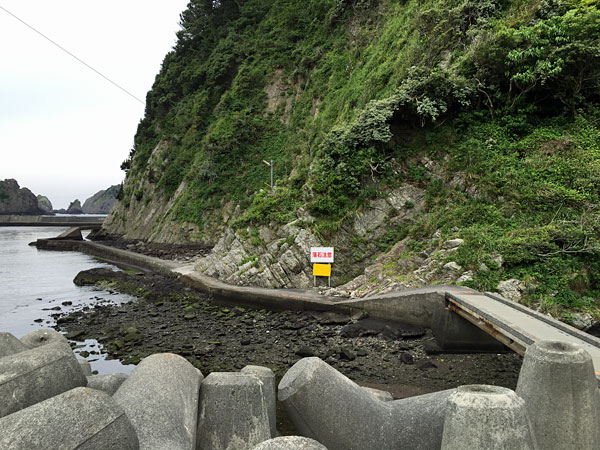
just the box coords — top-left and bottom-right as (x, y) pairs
(120, 0), (600, 318)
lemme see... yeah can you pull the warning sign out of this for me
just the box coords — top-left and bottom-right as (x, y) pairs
(310, 247), (334, 263)
(313, 263), (331, 277)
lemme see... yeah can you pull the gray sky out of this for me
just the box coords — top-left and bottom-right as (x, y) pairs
(0, 1), (189, 209)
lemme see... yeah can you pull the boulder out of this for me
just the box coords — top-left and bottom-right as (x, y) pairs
(441, 385), (538, 450)
(20, 329), (69, 349)
(197, 372), (270, 450)
(516, 340), (600, 450)
(0, 387), (139, 449)
(113, 353), (203, 450)
(0, 332), (29, 358)
(442, 239), (464, 249)
(497, 279), (525, 302)
(86, 373), (129, 396)
(0, 341), (86, 418)
(251, 437), (328, 450)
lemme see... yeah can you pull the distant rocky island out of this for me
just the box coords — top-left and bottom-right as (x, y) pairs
(0, 179), (119, 215)
(82, 185), (120, 214)
(0, 179), (46, 215)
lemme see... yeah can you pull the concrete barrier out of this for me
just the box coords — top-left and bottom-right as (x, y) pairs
(114, 353), (203, 450)
(0, 332), (28, 358)
(87, 373), (129, 396)
(278, 357), (453, 450)
(441, 385), (538, 450)
(197, 372), (270, 450)
(20, 329), (69, 349)
(0, 341), (86, 418)
(241, 365), (277, 437)
(78, 358), (92, 376)
(516, 340), (600, 450)
(0, 387), (139, 449)
(363, 386), (394, 402)
(251, 436), (328, 450)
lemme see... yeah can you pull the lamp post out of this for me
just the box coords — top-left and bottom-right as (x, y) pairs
(262, 160), (273, 188)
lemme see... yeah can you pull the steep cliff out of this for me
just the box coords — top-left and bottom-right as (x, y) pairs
(0, 179), (44, 215)
(104, 0), (600, 320)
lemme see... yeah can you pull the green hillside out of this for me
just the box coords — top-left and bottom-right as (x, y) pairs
(111, 0), (600, 320)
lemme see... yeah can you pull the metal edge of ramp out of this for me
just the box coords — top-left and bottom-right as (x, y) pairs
(447, 291), (600, 384)
(445, 291), (533, 355)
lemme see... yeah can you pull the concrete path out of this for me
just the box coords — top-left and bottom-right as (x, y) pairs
(447, 291), (600, 378)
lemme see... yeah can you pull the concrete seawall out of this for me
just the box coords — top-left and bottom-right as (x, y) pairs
(0, 215), (105, 228)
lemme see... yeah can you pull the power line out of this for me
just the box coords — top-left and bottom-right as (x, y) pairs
(0, 4), (145, 104)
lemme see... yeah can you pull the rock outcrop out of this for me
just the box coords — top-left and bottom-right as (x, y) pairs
(0, 179), (44, 215)
(82, 185), (119, 214)
(66, 200), (83, 215)
(36, 195), (53, 214)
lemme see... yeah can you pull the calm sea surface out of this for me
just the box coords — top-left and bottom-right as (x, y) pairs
(0, 226), (135, 374)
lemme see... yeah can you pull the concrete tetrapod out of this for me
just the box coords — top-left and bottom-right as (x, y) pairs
(278, 357), (453, 450)
(250, 436), (328, 450)
(516, 340), (600, 450)
(113, 353), (203, 450)
(197, 372), (271, 450)
(241, 365), (277, 437)
(0, 387), (139, 450)
(0, 331), (28, 358)
(441, 385), (538, 450)
(0, 341), (86, 418)
(87, 373), (129, 396)
(78, 358), (93, 376)
(20, 328), (69, 348)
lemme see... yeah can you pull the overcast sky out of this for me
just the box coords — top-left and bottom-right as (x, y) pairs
(0, 1), (189, 209)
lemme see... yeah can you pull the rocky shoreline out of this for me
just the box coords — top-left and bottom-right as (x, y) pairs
(53, 266), (523, 401)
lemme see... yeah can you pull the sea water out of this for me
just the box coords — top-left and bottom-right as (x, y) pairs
(0, 226), (135, 374)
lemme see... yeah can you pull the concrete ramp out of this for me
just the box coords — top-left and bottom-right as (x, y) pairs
(447, 291), (600, 379)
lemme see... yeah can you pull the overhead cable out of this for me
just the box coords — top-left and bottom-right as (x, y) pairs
(0, 4), (145, 104)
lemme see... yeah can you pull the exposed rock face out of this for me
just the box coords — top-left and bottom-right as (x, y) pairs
(82, 185), (119, 214)
(36, 195), (53, 214)
(194, 184), (427, 289)
(66, 200), (83, 215)
(0, 179), (44, 215)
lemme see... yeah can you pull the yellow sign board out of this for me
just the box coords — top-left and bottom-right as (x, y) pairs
(313, 263), (331, 277)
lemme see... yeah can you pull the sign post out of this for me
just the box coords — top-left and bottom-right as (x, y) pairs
(310, 247), (334, 287)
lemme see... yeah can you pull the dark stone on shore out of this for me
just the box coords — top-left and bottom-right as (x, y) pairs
(340, 318), (425, 340)
(65, 330), (85, 340)
(296, 346), (316, 357)
(399, 352), (414, 364)
(416, 360), (438, 370)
